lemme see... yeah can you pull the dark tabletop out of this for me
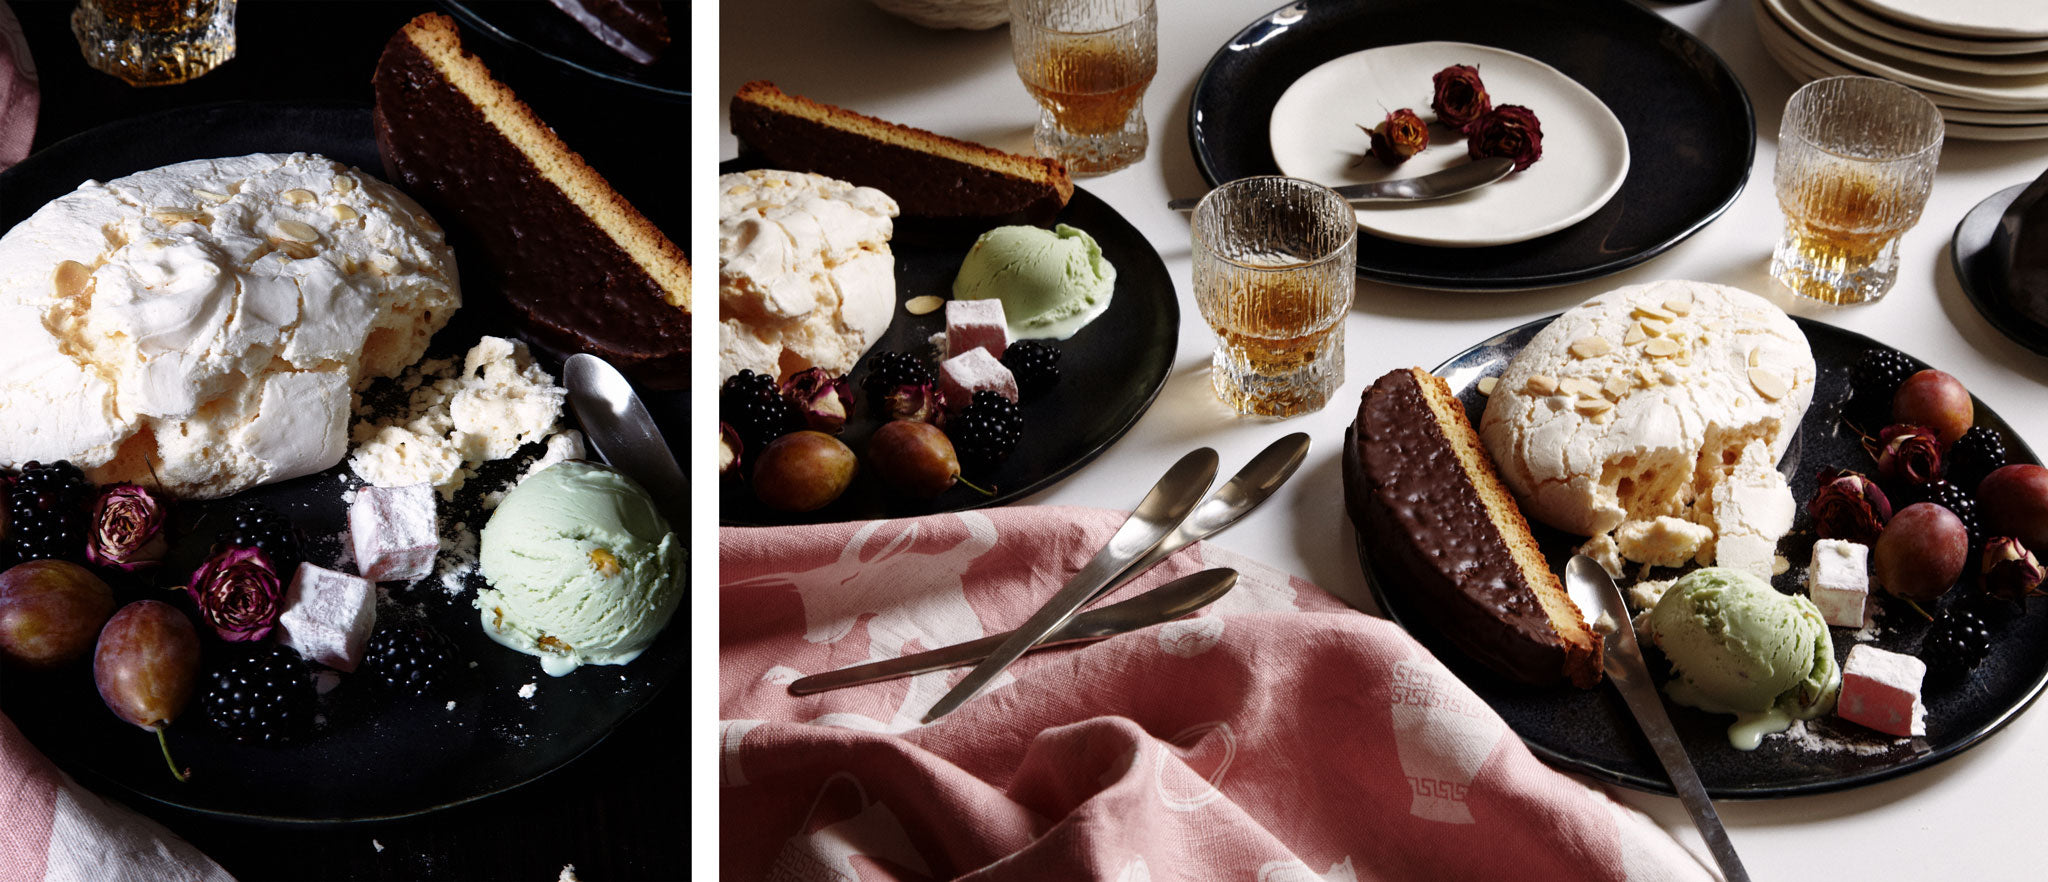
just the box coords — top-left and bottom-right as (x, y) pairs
(3, 1), (688, 879)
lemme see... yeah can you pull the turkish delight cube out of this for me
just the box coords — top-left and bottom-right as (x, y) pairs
(279, 564), (377, 672)
(1808, 539), (1869, 628)
(946, 299), (1009, 360)
(939, 347), (1018, 411)
(351, 483), (439, 582)
(1839, 644), (1926, 737)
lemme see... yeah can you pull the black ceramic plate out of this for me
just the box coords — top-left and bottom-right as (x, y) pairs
(441, 0), (687, 100)
(0, 103), (686, 822)
(718, 167), (1179, 526)
(1344, 315), (2047, 797)
(1952, 183), (2048, 358)
(1190, 0), (1755, 290)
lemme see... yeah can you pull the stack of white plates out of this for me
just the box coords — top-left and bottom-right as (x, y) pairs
(1753, 0), (2048, 140)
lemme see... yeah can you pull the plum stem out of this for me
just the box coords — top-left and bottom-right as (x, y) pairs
(955, 474), (995, 497)
(1904, 598), (1934, 622)
(154, 724), (190, 783)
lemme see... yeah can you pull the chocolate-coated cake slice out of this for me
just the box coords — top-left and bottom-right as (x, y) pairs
(730, 81), (1073, 241)
(1344, 368), (1602, 687)
(373, 13), (688, 389)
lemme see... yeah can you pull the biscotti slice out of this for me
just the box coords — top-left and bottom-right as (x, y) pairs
(1346, 367), (1603, 688)
(374, 12), (689, 388)
(729, 80), (1074, 239)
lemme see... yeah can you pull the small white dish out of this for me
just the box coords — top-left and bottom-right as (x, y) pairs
(1814, 0), (2048, 56)
(1267, 41), (1628, 248)
(1761, 0), (2048, 108)
(1845, 0), (2048, 42)
(1796, 0), (2048, 76)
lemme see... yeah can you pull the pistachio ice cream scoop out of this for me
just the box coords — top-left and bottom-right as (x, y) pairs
(1645, 567), (1839, 750)
(952, 223), (1115, 340)
(476, 460), (682, 676)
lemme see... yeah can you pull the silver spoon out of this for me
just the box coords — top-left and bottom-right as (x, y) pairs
(562, 353), (688, 524)
(1167, 157), (1515, 212)
(1087, 432), (1310, 605)
(787, 567), (1238, 695)
(1565, 555), (1751, 882)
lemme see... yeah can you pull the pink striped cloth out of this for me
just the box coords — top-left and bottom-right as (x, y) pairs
(720, 507), (1711, 881)
(1, 712), (231, 882)
(0, 1), (36, 171)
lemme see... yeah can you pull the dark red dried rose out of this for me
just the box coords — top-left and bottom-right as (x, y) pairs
(1982, 537), (2045, 601)
(1431, 64), (1492, 133)
(881, 382), (944, 424)
(1466, 104), (1544, 171)
(719, 422), (743, 476)
(1867, 424), (1943, 485)
(1807, 468), (1892, 545)
(86, 483), (170, 572)
(1362, 108), (1430, 167)
(186, 546), (283, 642)
(781, 368), (854, 434)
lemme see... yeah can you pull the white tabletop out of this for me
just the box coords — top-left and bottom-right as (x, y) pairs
(719, 1), (2048, 878)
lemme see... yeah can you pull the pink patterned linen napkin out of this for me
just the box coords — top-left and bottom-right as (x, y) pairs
(1, 712), (232, 882)
(720, 506), (1711, 881)
(0, 1), (37, 172)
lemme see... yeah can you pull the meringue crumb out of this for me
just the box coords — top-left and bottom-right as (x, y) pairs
(518, 682), (537, 699)
(372, 840), (384, 853)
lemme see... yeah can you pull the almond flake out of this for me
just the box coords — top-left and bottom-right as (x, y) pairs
(53, 260), (91, 297)
(1478, 376), (1499, 396)
(1747, 347), (1763, 368)
(1664, 298), (1693, 316)
(333, 176), (358, 193)
(1569, 336), (1613, 359)
(282, 188), (316, 205)
(331, 205), (360, 222)
(1632, 304), (1678, 323)
(1644, 337), (1681, 357)
(905, 295), (944, 315)
(1563, 377), (1604, 398)
(1748, 368), (1788, 401)
(1575, 397), (1614, 416)
(193, 188), (230, 204)
(271, 238), (316, 260)
(1525, 374), (1559, 396)
(1602, 376), (1632, 400)
(152, 209), (202, 225)
(1638, 318), (1669, 337)
(1623, 323), (1648, 346)
(276, 220), (320, 243)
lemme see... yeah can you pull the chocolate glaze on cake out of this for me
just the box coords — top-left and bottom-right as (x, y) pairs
(1344, 368), (1601, 688)
(373, 15), (688, 389)
(730, 81), (1073, 244)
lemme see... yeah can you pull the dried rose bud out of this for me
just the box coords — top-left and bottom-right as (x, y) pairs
(85, 483), (170, 572)
(781, 368), (853, 434)
(1362, 108), (1430, 167)
(1982, 537), (2045, 601)
(1808, 468), (1892, 545)
(1466, 104), (1544, 171)
(186, 546), (283, 642)
(719, 422), (743, 476)
(1868, 424), (1943, 485)
(1431, 64), (1492, 133)
(882, 382), (944, 424)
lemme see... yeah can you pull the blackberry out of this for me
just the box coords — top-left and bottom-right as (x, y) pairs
(860, 352), (937, 416)
(720, 370), (798, 462)
(949, 391), (1022, 474)
(365, 622), (457, 695)
(1948, 426), (2008, 491)
(1922, 607), (1993, 682)
(204, 644), (316, 744)
(214, 501), (302, 575)
(1915, 480), (1981, 550)
(4, 461), (92, 564)
(1002, 342), (1062, 402)
(1850, 348), (1918, 424)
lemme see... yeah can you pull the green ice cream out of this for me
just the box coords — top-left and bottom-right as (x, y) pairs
(1645, 567), (1840, 750)
(475, 461), (682, 676)
(953, 224), (1115, 340)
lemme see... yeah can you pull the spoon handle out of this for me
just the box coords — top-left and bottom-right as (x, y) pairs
(1605, 643), (1752, 882)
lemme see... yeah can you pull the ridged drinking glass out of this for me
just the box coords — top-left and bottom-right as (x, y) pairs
(72, 0), (238, 87)
(1192, 176), (1357, 417)
(1770, 76), (1944, 305)
(1007, 0), (1157, 175)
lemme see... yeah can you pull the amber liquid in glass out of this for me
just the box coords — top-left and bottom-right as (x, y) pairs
(1202, 264), (1347, 417)
(72, 0), (236, 87)
(1773, 166), (1924, 304)
(1019, 35), (1156, 136)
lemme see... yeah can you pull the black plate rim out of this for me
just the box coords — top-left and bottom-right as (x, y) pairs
(1349, 313), (2048, 798)
(0, 101), (687, 824)
(714, 162), (1180, 527)
(1951, 182), (2048, 359)
(439, 0), (689, 101)
(1187, 0), (1756, 291)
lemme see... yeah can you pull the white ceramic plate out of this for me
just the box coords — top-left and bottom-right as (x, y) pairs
(1795, 0), (2048, 76)
(1845, 0), (2048, 41)
(1757, 13), (2048, 139)
(1267, 41), (1628, 248)
(1760, 0), (2048, 108)
(1814, 0), (2048, 55)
